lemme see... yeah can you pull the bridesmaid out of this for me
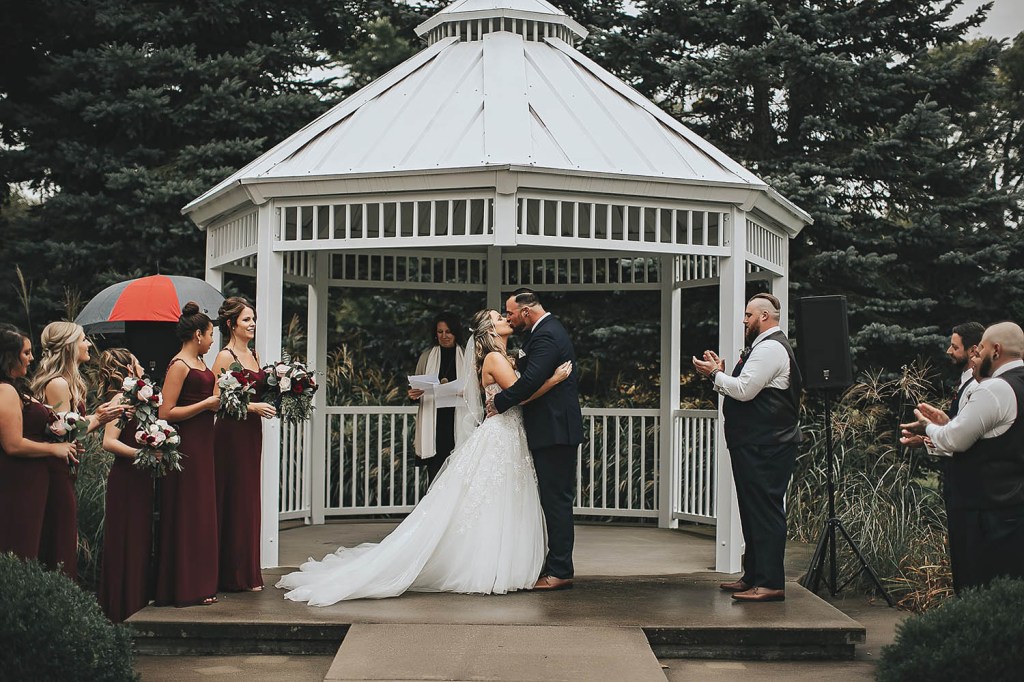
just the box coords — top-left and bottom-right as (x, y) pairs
(97, 348), (154, 622)
(212, 297), (275, 592)
(29, 321), (121, 580)
(0, 324), (79, 564)
(156, 302), (221, 606)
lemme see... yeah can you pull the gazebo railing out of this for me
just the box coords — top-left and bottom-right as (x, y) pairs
(279, 405), (719, 524)
(671, 409), (718, 524)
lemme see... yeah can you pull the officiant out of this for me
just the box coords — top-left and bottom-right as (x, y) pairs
(408, 312), (466, 483)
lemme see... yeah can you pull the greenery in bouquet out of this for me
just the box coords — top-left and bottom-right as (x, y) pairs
(263, 355), (319, 424)
(133, 419), (183, 478)
(116, 375), (162, 429)
(217, 362), (256, 420)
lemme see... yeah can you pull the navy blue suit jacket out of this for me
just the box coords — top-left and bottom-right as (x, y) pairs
(493, 315), (584, 451)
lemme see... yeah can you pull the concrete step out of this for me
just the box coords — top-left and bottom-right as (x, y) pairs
(324, 624), (668, 682)
(129, 573), (864, 660)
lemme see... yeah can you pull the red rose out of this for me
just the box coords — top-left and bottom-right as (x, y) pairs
(292, 384), (303, 394)
(137, 379), (146, 388)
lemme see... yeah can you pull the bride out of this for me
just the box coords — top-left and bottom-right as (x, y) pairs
(276, 309), (572, 605)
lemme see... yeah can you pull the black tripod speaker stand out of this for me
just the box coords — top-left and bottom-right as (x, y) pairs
(800, 386), (894, 606)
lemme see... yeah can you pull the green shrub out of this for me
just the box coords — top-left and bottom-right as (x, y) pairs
(0, 553), (137, 681)
(877, 577), (1024, 681)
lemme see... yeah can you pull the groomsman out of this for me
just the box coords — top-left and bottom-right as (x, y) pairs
(901, 322), (1024, 590)
(692, 293), (802, 602)
(905, 322), (983, 594)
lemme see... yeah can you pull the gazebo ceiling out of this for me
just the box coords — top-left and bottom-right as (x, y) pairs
(183, 0), (810, 233)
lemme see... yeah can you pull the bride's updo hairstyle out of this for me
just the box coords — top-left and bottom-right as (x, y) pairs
(469, 309), (513, 378)
(176, 301), (213, 342)
(217, 296), (254, 340)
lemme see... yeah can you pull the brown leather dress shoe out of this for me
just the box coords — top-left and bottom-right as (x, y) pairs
(719, 579), (751, 592)
(732, 587), (785, 602)
(533, 575), (574, 591)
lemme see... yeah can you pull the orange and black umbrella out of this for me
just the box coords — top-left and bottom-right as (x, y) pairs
(75, 275), (224, 334)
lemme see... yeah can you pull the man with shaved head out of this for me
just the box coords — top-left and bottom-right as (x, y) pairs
(693, 293), (802, 602)
(902, 321), (1024, 590)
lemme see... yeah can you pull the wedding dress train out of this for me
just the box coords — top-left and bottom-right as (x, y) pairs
(276, 384), (546, 605)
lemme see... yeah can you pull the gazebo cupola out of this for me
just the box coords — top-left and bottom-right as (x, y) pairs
(416, 0), (588, 46)
(184, 0), (811, 575)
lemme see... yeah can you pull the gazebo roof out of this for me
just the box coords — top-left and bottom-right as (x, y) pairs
(183, 0), (809, 230)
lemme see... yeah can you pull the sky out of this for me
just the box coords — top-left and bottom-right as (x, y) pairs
(953, 0), (1024, 41)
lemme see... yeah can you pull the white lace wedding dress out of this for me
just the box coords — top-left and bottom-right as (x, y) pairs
(276, 383), (546, 605)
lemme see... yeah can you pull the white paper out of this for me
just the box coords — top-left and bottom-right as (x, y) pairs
(408, 374), (439, 391)
(433, 378), (465, 408)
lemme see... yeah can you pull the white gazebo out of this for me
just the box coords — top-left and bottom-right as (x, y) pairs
(183, 0), (811, 573)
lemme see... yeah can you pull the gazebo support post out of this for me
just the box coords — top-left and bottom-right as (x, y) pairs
(658, 255), (680, 529)
(204, 261), (224, 365)
(309, 252), (330, 525)
(255, 202), (284, 568)
(714, 208), (746, 573)
(487, 246), (503, 309)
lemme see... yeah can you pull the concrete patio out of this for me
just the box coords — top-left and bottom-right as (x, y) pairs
(130, 521), (900, 680)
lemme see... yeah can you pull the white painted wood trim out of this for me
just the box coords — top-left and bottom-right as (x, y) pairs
(255, 202), (284, 568)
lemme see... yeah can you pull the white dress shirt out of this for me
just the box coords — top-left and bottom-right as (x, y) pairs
(530, 312), (552, 333)
(925, 359), (1023, 454)
(955, 367), (978, 413)
(713, 327), (792, 401)
(927, 368), (979, 457)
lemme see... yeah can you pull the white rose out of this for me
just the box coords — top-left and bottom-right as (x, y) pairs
(138, 385), (153, 400)
(280, 376), (291, 391)
(135, 430), (146, 444)
(276, 363), (289, 378)
(167, 435), (180, 445)
(152, 431), (167, 446)
(122, 377), (136, 392)
(51, 421), (68, 437)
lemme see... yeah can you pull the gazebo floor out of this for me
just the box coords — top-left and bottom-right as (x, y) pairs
(129, 522), (866, 662)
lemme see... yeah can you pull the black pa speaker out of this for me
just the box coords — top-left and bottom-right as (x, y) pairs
(794, 296), (853, 390)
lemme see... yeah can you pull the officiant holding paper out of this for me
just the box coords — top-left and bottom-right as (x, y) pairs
(408, 312), (466, 483)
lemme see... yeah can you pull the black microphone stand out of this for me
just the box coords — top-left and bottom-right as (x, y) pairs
(800, 377), (894, 606)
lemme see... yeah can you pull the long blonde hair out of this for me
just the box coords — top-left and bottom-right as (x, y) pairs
(470, 309), (514, 379)
(31, 321), (88, 411)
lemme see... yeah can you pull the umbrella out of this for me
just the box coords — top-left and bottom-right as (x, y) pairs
(75, 275), (225, 334)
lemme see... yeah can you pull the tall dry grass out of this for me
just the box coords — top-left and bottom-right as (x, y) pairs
(788, 361), (954, 610)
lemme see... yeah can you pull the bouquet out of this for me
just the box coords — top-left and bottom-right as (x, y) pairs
(263, 355), (319, 424)
(48, 410), (90, 443)
(218, 362), (256, 420)
(48, 410), (90, 476)
(133, 419), (183, 478)
(116, 375), (163, 429)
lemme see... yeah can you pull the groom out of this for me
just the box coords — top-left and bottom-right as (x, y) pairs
(488, 288), (583, 591)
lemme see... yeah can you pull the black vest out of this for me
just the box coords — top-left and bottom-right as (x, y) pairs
(947, 376), (974, 419)
(722, 330), (802, 447)
(947, 366), (1024, 511)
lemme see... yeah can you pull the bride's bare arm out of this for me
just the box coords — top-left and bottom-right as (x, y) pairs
(483, 353), (571, 403)
(521, 361), (572, 405)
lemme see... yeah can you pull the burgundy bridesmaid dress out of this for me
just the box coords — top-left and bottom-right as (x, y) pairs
(98, 416), (154, 622)
(0, 396), (51, 561)
(155, 362), (219, 606)
(214, 360), (266, 591)
(36, 399), (82, 581)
